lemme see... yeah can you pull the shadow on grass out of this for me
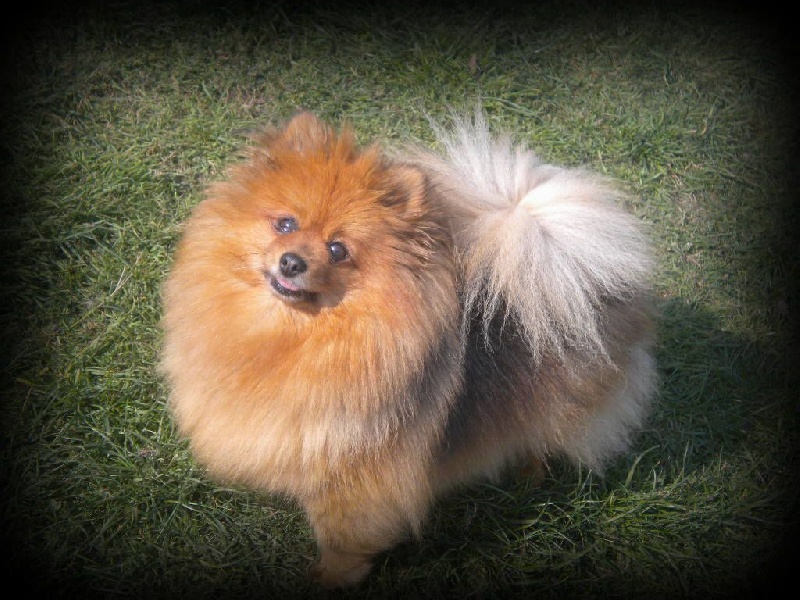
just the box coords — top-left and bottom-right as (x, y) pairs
(370, 296), (797, 599)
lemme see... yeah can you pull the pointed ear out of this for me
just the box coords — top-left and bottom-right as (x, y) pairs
(280, 111), (333, 151)
(380, 165), (429, 218)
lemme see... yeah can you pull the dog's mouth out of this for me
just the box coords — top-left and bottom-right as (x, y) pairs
(268, 274), (317, 303)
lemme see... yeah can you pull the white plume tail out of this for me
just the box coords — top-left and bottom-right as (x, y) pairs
(414, 110), (653, 364)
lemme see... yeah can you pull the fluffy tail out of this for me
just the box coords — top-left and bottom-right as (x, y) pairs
(414, 110), (653, 365)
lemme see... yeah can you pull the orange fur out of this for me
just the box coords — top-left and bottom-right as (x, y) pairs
(161, 112), (655, 587)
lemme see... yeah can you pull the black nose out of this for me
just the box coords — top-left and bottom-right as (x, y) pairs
(279, 252), (307, 277)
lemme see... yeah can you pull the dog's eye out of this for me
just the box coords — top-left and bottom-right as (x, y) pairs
(275, 217), (298, 234)
(328, 241), (349, 263)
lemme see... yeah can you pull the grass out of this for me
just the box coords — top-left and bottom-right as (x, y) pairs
(2, 1), (797, 598)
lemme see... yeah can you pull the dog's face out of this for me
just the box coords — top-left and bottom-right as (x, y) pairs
(261, 212), (357, 309)
(178, 113), (440, 316)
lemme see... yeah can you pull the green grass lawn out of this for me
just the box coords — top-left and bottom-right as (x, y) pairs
(2, 1), (797, 598)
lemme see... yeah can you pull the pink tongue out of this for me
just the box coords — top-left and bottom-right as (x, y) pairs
(276, 276), (301, 292)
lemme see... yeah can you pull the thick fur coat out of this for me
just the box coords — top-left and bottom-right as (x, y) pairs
(161, 111), (656, 587)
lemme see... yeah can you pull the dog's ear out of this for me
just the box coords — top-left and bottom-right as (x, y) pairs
(280, 111), (333, 152)
(380, 165), (429, 219)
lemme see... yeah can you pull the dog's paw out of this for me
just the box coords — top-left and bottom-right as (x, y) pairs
(310, 551), (373, 588)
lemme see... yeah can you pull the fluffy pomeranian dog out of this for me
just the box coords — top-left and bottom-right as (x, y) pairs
(161, 110), (656, 587)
